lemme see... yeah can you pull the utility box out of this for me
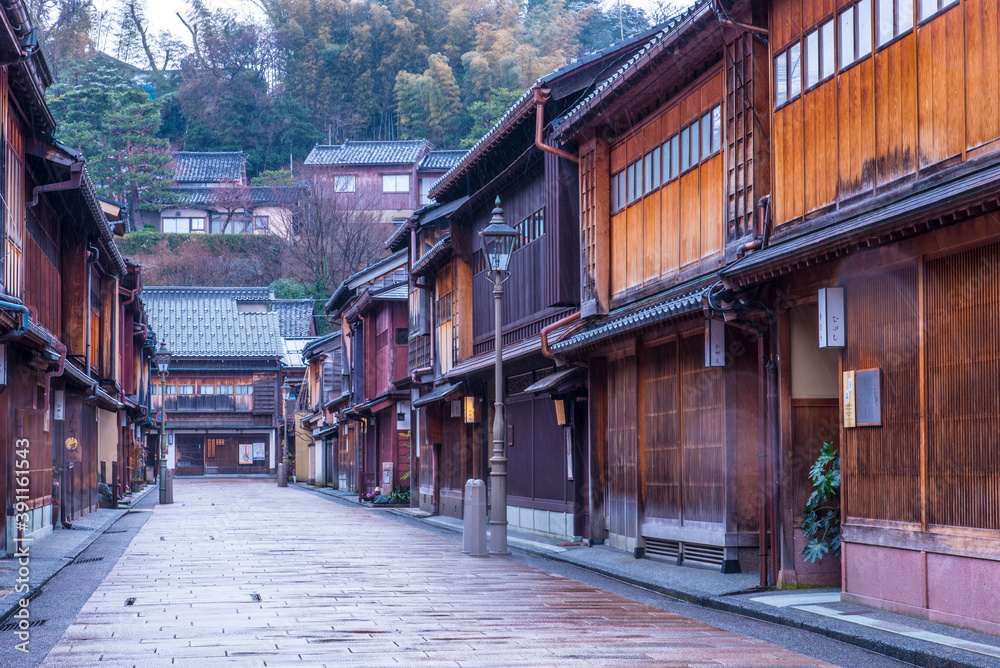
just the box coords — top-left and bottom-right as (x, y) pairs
(463, 479), (487, 557)
(381, 462), (394, 491)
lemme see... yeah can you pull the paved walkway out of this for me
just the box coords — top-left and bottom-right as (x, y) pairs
(40, 479), (834, 667)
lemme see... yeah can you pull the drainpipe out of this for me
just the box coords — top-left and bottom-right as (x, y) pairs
(757, 332), (769, 586)
(532, 86), (579, 164)
(28, 162), (84, 209)
(712, 0), (769, 38)
(0, 294), (29, 341)
(16, 341), (67, 438)
(736, 195), (772, 260)
(540, 312), (582, 359)
(767, 353), (780, 587)
(86, 244), (100, 374)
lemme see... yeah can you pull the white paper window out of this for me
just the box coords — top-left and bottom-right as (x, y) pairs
(382, 174), (410, 193)
(334, 175), (356, 192)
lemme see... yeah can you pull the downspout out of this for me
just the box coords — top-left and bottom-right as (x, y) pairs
(712, 0), (769, 38)
(767, 351), (780, 587)
(757, 332), (769, 586)
(86, 244), (100, 374)
(541, 312), (582, 359)
(16, 341), (67, 438)
(736, 195), (771, 260)
(532, 86), (579, 164)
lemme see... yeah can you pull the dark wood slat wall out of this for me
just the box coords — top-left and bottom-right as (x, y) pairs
(642, 340), (681, 521)
(925, 243), (1000, 531)
(607, 353), (639, 547)
(843, 264), (922, 524)
(680, 334), (725, 524)
(544, 150), (581, 307)
(773, 0), (1000, 226)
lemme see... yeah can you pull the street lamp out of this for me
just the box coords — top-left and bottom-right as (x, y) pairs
(279, 380), (295, 487)
(152, 341), (172, 504)
(481, 196), (517, 555)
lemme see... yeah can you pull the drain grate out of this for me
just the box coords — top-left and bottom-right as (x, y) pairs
(72, 557), (105, 565)
(105, 530), (128, 534)
(0, 619), (46, 632)
(125, 598), (136, 606)
(250, 593), (261, 602)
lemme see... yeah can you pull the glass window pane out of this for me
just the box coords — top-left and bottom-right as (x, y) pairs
(822, 20), (836, 77)
(712, 106), (722, 153)
(858, 0), (873, 55)
(680, 127), (690, 171)
(611, 172), (619, 211)
(619, 171), (626, 207)
(788, 43), (801, 98)
(690, 119), (700, 165)
(670, 136), (679, 177)
(898, 0), (913, 32)
(775, 51), (787, 105)
(643, 153), (652, 194)
(701, 113), (712, 159)
(651, 147), (661, 188)
(806, 30), (820, 87)
(878, 0), (894, 45)
(627, 163), (635, 202)
(841, 8), (856, 67)
(919, 0), (936, 19)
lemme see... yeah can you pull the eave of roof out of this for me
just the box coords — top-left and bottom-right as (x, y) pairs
(552, 0), (713, 140)
(551, 285), (707, 354)
(410, 235), (452, 278)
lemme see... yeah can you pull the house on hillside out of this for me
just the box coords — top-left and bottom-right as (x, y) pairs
(148, 151), (302, 236)
(142, 287), (300, 476)
(321, 251), (410, 497)
(396, 24), (664, 533)
(303, 140), (465, 225)
(0, 0), (157, 556)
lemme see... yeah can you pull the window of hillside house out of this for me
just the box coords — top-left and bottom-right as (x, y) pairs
(334, 175), (356, 192)
(419, 177), (435, 205)
(383, 174), (410, 193)
(253, 215), (269, 231)
(878, 0), (913, 46)
(919, 0), (957, 21)
(190, 217), (205, 232)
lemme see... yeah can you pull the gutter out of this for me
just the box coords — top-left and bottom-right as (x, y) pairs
(28, 161), (82, 208)
(16, 340), (66, 438)
(540, 312), (582, 359)
(0, 294), (29, 341)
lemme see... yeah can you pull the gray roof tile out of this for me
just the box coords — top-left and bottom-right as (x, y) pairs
(141, 287), (284, 358)
(273, 299), (315, 337)
(419, 150), (467, 171)
(305, 140), (431, 166)
(173, 152), (245, 183)
(166, 186), (301, 208)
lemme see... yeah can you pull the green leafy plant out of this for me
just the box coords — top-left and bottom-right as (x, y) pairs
(801, 441), (841, 563)
(388, 486), (410, 505)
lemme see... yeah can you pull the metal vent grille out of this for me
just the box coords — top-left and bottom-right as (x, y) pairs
(0, 619), (45, 632)
(644, 537), (680, 561)
(72, 557), (105, 565)
(682, 543), (726, 568)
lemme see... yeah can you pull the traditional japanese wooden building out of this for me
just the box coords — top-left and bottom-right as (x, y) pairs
(550, 0), (771, 572)
(396, 29), (666, 532)
(143, 287), (287, 476)
(298, 331), (346, 487)
(710, 0), (1000, 634)
(0, 0), (157, 554)
(324, 251), (411, 496)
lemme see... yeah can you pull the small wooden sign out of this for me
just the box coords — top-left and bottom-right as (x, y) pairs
(843, 370), (856, 428)
(843, 368), (881, 427)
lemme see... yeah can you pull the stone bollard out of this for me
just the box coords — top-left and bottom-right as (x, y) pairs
(463, 479), (488, 557)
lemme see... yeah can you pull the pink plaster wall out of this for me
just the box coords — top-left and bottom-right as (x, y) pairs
(927, 553), (1000, 626)
(843, 543), (925, 607)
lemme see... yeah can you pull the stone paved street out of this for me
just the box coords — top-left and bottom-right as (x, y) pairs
(40, 480), (835, 667)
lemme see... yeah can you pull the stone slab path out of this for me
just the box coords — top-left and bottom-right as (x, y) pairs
(40, 479), (834, 667)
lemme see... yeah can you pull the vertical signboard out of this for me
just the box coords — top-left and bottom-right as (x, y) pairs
(819, 287), (845, 348)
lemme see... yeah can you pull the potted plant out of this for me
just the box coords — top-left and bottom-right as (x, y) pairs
(801, 441), (841, 563)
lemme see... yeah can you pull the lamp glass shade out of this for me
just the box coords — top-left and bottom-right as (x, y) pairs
(152, 342), (171, 374)
(281, 381), (292, 401)
(480, 198), (518, 273)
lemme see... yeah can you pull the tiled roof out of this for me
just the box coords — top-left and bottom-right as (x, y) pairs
(165, 186), (301, 208)
(371, 284), (408, 300)
(141, 287), (284, 358)
(273, 299), (315, 337)
(419, 150), (467, 171)
(304, 140), (431, 166)
(172, 152), (245, 184)
(553, 0), (712, 138)
(551, 287), (706, 354)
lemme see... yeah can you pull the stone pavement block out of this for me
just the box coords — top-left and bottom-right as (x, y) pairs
(38, 479), (834, 667)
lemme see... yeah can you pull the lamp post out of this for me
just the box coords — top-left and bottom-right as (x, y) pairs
(152, 341), (172, 504)
(481, 197), (518, 555)
(279, 381), (294, 487)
